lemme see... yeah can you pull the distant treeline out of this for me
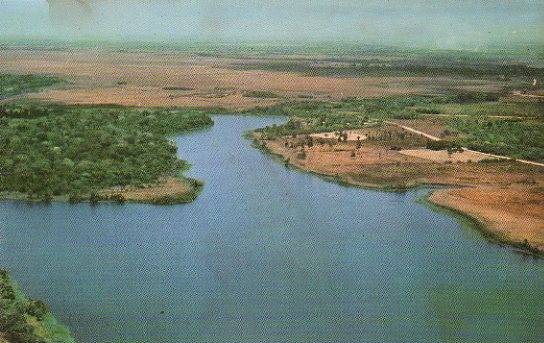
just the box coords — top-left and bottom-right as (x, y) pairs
(232, 60), (544, 81)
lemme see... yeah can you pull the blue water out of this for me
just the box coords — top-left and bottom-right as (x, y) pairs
(1, 116), (543, 343)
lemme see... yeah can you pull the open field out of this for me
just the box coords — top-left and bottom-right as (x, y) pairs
(398, 149), (490, 163)
(0, 49), (514, 109)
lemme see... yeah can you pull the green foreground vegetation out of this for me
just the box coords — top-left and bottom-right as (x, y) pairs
(0, 74), (61, 99)
(0, 270), (75, 343)
(0, 101), (213, 201)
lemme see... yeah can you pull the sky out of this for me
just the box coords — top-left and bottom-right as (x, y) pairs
(0, 0), (543, 49)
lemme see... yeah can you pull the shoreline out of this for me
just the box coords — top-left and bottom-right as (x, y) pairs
(0, 176), (203, 206)
(252, 135), (544, 257)
(427, 189), (544, 256)
(0, 270), (76, 343)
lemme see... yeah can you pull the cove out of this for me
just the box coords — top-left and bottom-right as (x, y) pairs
(0, 115), (543, 343)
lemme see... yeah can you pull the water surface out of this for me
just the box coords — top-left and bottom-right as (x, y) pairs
(1, 116), (543, 342)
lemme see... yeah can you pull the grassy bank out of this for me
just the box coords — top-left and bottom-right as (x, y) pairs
(0, 101), (213, 203)
(251, 134), (420, 192)
(0, 270), (76, 343)
(97, 175), (204, 205)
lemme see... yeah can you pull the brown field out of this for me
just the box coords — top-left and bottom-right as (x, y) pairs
(392, 118), (454, 139)
(431, 188), (544, 252)
(0, 49), (505, 109)
(261, 124), (544, 253)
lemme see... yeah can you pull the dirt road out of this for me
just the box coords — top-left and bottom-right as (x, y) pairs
(387, 120), (544, 168)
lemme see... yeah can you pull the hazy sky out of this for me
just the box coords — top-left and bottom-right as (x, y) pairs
(0, 0), (542, 48)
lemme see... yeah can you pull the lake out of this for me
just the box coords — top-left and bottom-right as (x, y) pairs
(1, 115), (543, 342)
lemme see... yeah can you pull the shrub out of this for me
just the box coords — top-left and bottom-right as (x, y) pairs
(426, 140), (463, 153)
(25, 300), (49, 320)
(243, 91), (279, 98)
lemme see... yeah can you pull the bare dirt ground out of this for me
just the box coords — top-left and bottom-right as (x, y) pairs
(310, 129), (368, 141)
(99, 177), (192, 203)
(262, 124), (544, 253)
(0, 49), (505, 109)
(99, 177), (195, 203)
(430, 187), (544, 252)
(398, 149), (490, 163)
(392, 118), (454, 139)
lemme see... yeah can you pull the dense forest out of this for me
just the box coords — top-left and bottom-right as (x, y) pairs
(0, 102), (213, 201)
(449, 118), (544, 162)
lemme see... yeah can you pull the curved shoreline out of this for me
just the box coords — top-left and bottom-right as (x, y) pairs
(427, 189), (544, 256)
(252, 135), (544, 257)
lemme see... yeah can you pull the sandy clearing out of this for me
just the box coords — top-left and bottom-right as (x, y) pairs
(399, 149), (491, 163)
(310, 130), (368, 141)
